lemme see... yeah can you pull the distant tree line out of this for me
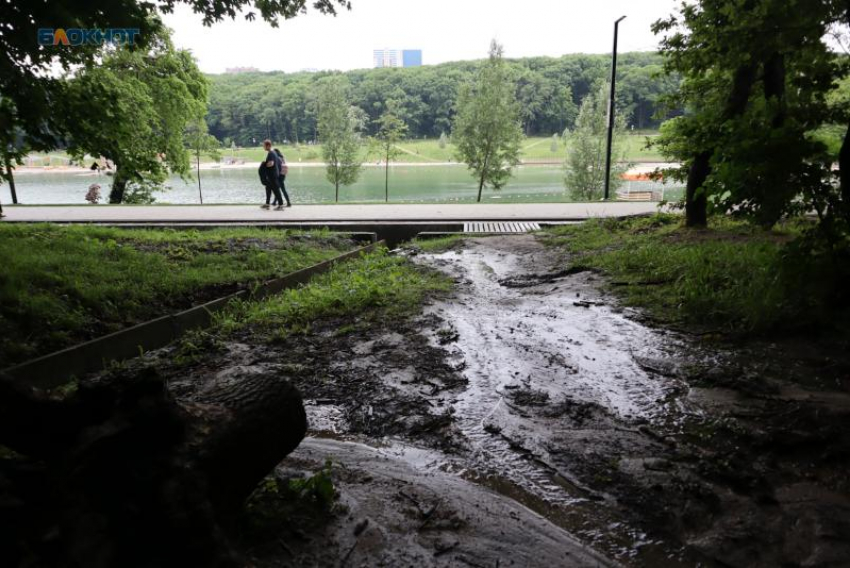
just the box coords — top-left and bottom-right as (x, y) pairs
(205, 52), (681, 146)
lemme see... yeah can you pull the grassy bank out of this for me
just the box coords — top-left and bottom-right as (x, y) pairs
(0, 225), (357, 368)
(212, 248), (452, 341)
(543, 214), (845, 334)
(407, 234), (468, 253)
(211, 134), (664, 164)
(24, 134), (664, 168)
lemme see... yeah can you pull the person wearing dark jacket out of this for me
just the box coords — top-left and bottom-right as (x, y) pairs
(273, 148), (291, 207)
(259, 139), (284, 210)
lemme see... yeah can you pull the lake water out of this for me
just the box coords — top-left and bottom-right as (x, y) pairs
(1, 164), (681, 205)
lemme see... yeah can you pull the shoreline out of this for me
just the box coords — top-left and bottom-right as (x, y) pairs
(10, 160), (677, 176)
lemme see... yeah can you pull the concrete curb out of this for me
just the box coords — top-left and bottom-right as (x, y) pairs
(3, 241), (385, 389)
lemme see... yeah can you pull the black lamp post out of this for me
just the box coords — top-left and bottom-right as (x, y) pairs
(603, 15), (626, 201)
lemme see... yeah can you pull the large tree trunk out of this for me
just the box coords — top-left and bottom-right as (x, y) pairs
(0, 367), (307, 567)
(840, 13), (850, 224)
(685, 64), (756, 227)
(685, 151), (711, 227)
(109, 170), (128, 204)
(759, 52), (787, 227)
(197, 153), (204, 204)
(5, 161), (17, 204)
(840, 124), (850, 224)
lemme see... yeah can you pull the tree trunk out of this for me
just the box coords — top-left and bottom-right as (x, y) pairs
(685, 151), (711, 227)
(336, 180), (339, 203)
(684, 64), (756, 227)
(839, 124), (850, 224)
(0, 367), (307, 567)
(477, 152), (490, 203)
(385, 150), (390, 202)
(197, 153), (203, 204)
(759, 52), (787, 227)
(109, 169), (128, 204)
(5, 160), (17, 204)
(840, 14), (850, 224)
(763, 53), (786, 127)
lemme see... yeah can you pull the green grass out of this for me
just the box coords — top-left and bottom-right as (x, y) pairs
(520, 134), (663, 162)
(408, 234), (468, 253)
(543, 214), (821, 333)
(0, 225), (357, 368)
(23, 135), (666, 173)
(211, 135), (664, 165)
(214, 248), (452, 340)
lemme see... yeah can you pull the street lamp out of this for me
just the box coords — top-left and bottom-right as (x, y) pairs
(603, 15), (626, 201)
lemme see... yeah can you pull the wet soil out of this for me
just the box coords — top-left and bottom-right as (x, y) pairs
(245, 438), (611, 568)
(146, 235), (850, 567)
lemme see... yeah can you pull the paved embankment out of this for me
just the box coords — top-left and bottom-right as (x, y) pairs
(1, 202), (662, 223)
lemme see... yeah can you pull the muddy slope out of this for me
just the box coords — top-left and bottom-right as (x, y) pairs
(267, 438), (613, 568)
(411, 235), (850, 567)
(145, 235), (850, 567)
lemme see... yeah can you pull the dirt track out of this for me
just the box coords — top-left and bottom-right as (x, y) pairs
(149, 234), (850, 567)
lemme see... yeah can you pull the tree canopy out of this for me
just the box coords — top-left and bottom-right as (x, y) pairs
(0, 0), (350, 182)
(652, 0), (849, 229)
(64, 31), (209, 203)
(203, 52), (680, 147)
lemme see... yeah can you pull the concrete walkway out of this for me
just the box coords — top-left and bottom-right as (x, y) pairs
(0, 202), (662, 223)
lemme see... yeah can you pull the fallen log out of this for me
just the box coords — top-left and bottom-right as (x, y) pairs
(0, 366), (307, 567)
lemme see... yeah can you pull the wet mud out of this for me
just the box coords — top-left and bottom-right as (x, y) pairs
(148, 235), (850, 567)
(255, 438), (613, 567)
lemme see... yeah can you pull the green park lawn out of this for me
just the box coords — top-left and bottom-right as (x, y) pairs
(543, 214), (844, 334)
(212, 248), (453, 341)
(0, 225), (358, 368)
(213, 134), (664, 164)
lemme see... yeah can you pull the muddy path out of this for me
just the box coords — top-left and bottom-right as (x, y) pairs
(408, 235), (850, 567)
(146, 234), (850, 567)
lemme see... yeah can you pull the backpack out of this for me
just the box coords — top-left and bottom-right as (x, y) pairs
(258, 162), (269, 185)
(279, 155), (289, 176)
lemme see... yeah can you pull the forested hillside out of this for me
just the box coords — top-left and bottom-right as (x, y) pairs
(205, 52), (680, 146)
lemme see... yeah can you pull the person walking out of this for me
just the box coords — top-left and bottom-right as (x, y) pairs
(259, 139), (284, 210)
(273, 148), (292, 207)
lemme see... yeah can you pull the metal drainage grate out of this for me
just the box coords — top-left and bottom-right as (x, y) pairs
(463, 222), (541, 234)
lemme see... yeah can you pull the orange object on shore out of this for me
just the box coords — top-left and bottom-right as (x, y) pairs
(620, 172), (659, 181)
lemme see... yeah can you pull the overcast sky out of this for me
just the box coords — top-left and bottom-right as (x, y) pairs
(161, 0), (681, 74)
